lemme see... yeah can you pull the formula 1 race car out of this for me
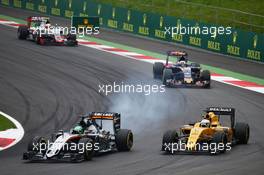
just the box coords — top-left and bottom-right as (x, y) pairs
(162, 107), (249, 154)
(17, 16), (78, 46)
(23, 112), (133, 162)
(153, 51), (211, 88)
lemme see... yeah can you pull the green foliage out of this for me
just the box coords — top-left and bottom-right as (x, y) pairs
(95, 0), (264, 33)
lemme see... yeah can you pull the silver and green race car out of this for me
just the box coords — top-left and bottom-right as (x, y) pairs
(23, 112), (133, 162)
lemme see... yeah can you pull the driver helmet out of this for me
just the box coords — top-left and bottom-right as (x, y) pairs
(179, 61), (186, 67)
(200, 119), (210, 127)
(88, 124), (97, 132)
(203, 113), (210, 120)
(39, 22), (46, 30)
(72, 125), (84, 134)
(45, 23), (51, 28)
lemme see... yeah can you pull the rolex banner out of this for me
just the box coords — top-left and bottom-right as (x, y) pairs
(1, 0), (263, 62)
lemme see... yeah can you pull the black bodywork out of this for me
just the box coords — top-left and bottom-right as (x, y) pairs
(153, 51), (211, 88)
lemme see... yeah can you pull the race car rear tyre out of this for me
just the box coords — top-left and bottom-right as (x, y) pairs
(162, 68), (173, 86)
(153, 62), (164, 79)
(78, 138), (94, 161)
(17, 26), (28, 40)
(115, 129), (133, 151)
(200, 70), (211, 88)
(27, 136), (48, 153)
(234, 122), (250, 144)
(162, 130), (178, 153)
(210, 132), (227, 154)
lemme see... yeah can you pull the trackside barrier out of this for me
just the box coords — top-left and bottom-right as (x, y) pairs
(1, 0), (263, 62)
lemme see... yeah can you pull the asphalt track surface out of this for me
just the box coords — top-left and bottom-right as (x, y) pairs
(0, 6), (264, 175)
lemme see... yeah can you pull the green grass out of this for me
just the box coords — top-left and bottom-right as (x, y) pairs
(0, 114), (16, 131)
(0, 14), (26, 24)
(95, 0), (264, 33)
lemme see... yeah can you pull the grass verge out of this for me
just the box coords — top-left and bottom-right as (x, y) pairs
(95, 0), (264, 33)
(0, 114), (16, 131)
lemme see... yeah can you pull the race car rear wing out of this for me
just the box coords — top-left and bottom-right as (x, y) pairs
(88, 112), (121, 132)
(167, 51), (187, 57)
(205, 107), (235, 128)
(27, 16), (50, 22)
(166, 51), (188, 65)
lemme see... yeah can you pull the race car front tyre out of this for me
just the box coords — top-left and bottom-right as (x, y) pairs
(27, 136), (48, 154)
(78, 138), (94, 161)
(153, 62), (164, 79)
(115, 129), (133, 151)
(200, 70), (211, 88)
(210, 132), (227, 154)
(162, 68), (173, 86)
(234, 122), (250, 144)
(17, 26), (28, 40)
(67, 33), (76, 40)
(162, 130), (178, 153)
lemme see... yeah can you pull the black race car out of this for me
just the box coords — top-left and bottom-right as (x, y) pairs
(23, 112), (133, 162)
(153, 51), (211, 88)
(17, 16), (78, 46)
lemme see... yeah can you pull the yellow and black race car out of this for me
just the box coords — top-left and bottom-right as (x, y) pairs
(162, 107), (249, 154)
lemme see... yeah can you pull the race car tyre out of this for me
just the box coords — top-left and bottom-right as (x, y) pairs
(200, 70), (211, 88)
(17, 26), (28, 40)
(162, 130), (178, 153)
(162, 68), (173, 86)
(67, 34), (77, 40)
(78, 138), (94, 161)
(115, 129), (133, 151)
(153, 62), (164, 79)
(234, 122), (250, 144)
(67, 34), (78, 46)
(210, 132), (227, 154)
(27, 136), (48, 153)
